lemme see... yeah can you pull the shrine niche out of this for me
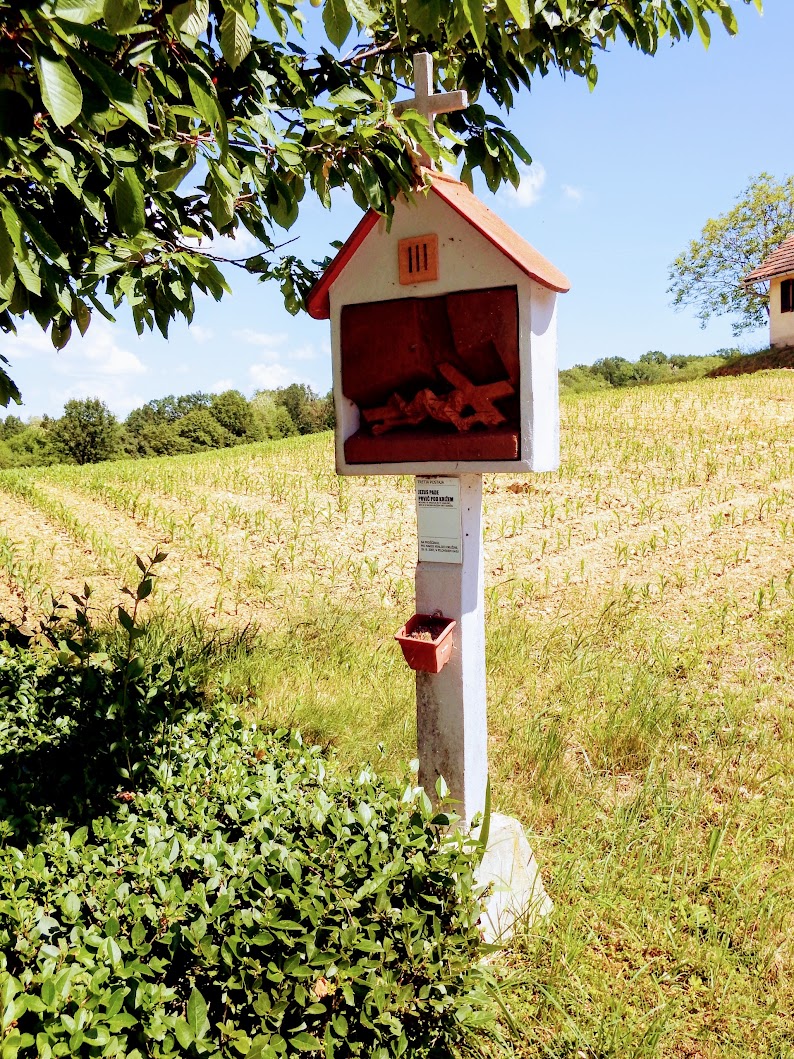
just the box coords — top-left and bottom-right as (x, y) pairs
(342, 287), (520, 464)
(306, 166), (570, 476)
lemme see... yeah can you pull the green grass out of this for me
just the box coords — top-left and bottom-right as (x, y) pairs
(122, 587), (794, 1056)
(1, 373), (794, 1056)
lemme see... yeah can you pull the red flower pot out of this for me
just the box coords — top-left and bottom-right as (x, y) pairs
(394, 613), (457, 674)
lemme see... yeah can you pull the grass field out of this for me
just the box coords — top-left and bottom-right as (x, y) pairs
(1, 371), (793, 1057)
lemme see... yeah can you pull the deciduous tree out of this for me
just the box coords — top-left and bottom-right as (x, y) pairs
(210, 388), (262, 440)
(0, 0), (760, 404)
(668, 172), (794, 334)
(50, 396), (120, 463)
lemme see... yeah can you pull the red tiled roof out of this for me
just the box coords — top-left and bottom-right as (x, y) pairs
(744, 234), (794, 283)
(306, 169), (570, 320)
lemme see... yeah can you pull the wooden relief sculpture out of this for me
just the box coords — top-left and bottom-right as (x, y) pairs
(341, 286), (520, 463)
(362, 364), (514, 434)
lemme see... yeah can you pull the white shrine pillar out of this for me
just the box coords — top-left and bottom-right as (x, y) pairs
(415, 474), (487, 825)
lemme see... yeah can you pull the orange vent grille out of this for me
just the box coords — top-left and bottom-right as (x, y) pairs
(398, 234), (439, 285)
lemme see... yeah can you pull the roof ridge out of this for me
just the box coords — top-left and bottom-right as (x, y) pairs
(744, 232), (794, 283)
(306, 171), (570, 319)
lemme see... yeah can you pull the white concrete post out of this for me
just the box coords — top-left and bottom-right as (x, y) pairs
(415, 473), (487, 826)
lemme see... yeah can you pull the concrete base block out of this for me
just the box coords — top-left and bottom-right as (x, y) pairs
(474, 813), (553, 944)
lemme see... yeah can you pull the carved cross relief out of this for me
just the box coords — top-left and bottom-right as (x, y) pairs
(394, 53), (468, 168)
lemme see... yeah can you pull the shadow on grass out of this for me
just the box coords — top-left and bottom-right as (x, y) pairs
(0, 611), (218, 843)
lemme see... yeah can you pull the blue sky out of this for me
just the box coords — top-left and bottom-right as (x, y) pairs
(5, 0), (789, 419)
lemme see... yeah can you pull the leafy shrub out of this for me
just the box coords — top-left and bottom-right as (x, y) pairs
(0, 564), (495, 1058)
(558, 366), (610, 396)
(0, 423), (57, 469)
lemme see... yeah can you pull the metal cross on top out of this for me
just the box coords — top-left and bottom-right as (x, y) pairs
(394, 52), (468, 167)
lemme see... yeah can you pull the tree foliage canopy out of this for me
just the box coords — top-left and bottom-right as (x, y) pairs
(0, 0), (761, 405)
(668, 172), (794, 335)
(50, 396), (120, 463)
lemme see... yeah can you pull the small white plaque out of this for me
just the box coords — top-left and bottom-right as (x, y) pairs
(416, 476), (462, 564)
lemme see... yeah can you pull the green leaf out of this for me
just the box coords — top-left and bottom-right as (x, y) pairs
(156, 164), (194, 192)
(186, 987), (210, 1041)
(449, 0), (486, 47)
(13, 204), (69, 268)
(0, 214), (13, 285)
(269, 183), (298, 230)
(694, 6), (711, 45)
(220, 9), (251, 70)
(71, 51), (149, 130)
(62, 891), (81, 920)
(718, 5), (738, 34)
(114, 168), (145, 236)
(291, 1032), (323, 1051)
(174, 1019), (194, 1048)
(34, 50), (83, 128)
(323, 0), (352, 49)
(345, 0), (378, 27)
(136, 578), (153, 600)
(15, 257), (41, 297)
(74, 299), (91, 335)
(126, 655), (146, 679)
(405, 0), (440, 36)
(56, 18), (117, 50)
(172, 0), (209, 37)
(503, 0), (530, 29)
(107, 991), (129, 1016)
(209, 182), (235, 230)
(0, 360), (22, 408)
(103, 0), (142, 33)
(53, 0), (105, 24)
(185, 64), (228, 157)
(51, 321), (72, 349)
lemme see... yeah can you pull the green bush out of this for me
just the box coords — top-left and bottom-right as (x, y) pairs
(0, 567), (495, 1059)
(558, 366), (610, 396)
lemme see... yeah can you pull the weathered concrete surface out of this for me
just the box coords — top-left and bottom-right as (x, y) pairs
(475, 813), (553, 944)
(415, 474), (487, 826)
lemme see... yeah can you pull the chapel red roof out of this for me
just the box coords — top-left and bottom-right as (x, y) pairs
(306, 169), (570, 320)
(744, 234), (794, 283)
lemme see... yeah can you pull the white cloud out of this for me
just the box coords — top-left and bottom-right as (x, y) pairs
(233, 328), (289, 348)
(189, 324), (215, 344)
(289, 344), (318, 362)
(220, 228), (259, 254)
(234, 328), (319, 381)
(185, 227), (261, 258)
(500, 162), (546, 208)
(5, 319), (147, 416)
(8, 319), (146, 378)
(232, 328), (318, 363)
(210, 378), (235, 393)
(55, 334), (146, 379)
(562, 184), (584, 204)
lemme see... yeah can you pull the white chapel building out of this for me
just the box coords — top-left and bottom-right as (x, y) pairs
(744, 234), (794, 349)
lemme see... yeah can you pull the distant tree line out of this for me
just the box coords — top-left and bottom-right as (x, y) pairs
(558, 348), (745, 396)
(0, 348), (757, 468)
(0, 385), (334, 468)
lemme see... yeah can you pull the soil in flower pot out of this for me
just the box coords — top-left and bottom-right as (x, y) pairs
(395, 614), (456, 674)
